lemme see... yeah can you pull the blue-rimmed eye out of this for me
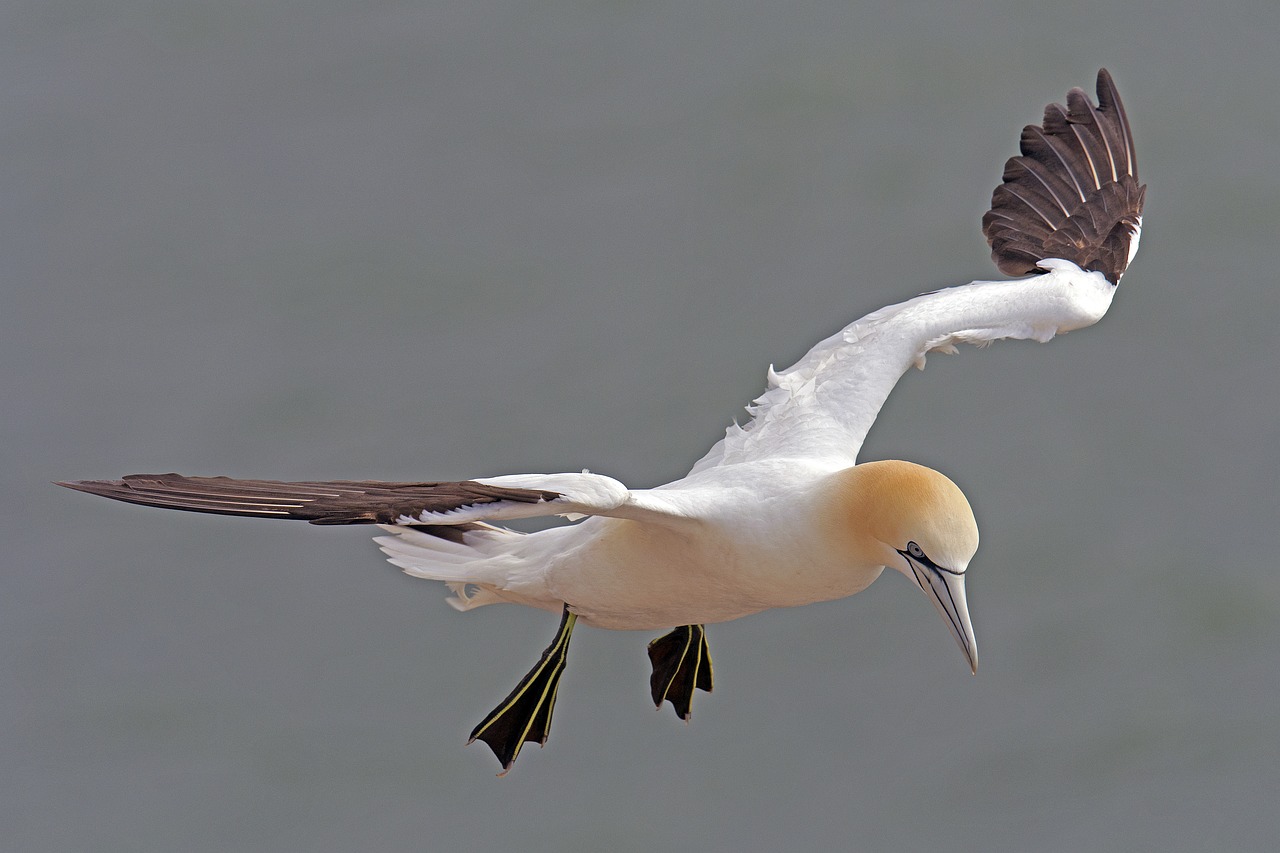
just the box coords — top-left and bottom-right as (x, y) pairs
(906, 541), (925, 559)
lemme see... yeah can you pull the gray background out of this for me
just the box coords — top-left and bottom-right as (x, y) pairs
(5, 1), (1279, 851)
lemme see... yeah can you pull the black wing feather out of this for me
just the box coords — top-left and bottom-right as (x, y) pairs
(983, 68), (1146, 284)
(57, 474), (561, 525)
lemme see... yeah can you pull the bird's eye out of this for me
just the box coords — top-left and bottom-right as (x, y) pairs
(906, 541), (925, 559)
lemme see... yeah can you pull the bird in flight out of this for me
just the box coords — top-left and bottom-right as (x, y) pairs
(61, 69), (1144, 775)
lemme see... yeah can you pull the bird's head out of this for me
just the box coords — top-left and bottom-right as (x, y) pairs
(829, 460), (980, 674)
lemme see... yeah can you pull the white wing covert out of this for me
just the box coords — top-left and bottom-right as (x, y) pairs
(690, 261), (1117, 473)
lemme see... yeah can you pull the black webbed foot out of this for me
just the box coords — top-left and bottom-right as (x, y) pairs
(647, 624), (713, 721)
(469, 606), (576, 775)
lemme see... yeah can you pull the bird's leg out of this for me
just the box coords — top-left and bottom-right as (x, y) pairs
(647, 624), (714, 721)
(469, 605), (577, 775)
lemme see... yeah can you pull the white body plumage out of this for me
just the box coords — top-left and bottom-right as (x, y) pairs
(375, 260), (1114, 630)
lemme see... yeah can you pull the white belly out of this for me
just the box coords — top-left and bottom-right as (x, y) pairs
(541, 515), (885, 631)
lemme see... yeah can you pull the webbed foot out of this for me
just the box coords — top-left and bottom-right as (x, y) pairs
(470, 606), (576, 775)
(647, 624), (713, 721)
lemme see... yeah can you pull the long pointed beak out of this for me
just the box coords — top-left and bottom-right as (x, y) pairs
(908, 560), (978, 674)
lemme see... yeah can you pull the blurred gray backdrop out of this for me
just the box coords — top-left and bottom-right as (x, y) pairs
(4, 1), (1279, 851)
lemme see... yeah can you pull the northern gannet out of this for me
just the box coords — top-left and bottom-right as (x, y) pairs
(59, 69), (1144, 775)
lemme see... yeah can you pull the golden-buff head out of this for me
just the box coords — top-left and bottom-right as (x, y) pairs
(827, 460), (979, 574)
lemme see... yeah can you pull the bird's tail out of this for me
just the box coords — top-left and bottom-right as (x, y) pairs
(374, 522), (554, 612)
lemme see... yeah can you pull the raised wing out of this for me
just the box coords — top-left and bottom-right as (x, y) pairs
(690, 71), (1142, 474)
(983, 68), (1145, 285)
(688, 261), (1118, 473)
(57, 471), (655, 526)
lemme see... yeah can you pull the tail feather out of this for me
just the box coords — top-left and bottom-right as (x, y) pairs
(373, 523), (530, 604)
(444, 582), (509, 611)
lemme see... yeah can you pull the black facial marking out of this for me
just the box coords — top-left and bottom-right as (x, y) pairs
(897, 542), (965, 576)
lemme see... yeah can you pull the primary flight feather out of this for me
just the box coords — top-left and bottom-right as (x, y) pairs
(60, 69), (1145, 774)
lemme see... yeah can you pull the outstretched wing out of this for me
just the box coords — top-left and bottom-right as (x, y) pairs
(57, 471), (682, 526)
(983, 68), (1145, 285)
(690, 71), (1143, 474)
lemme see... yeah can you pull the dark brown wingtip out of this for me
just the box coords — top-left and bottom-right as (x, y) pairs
(57, 478), (108, 488)
(1094, 68), (1137, 176)
(983, 69), (1146, 285)
(56, 478), (140, 499)
(56, 473), (566, 524)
